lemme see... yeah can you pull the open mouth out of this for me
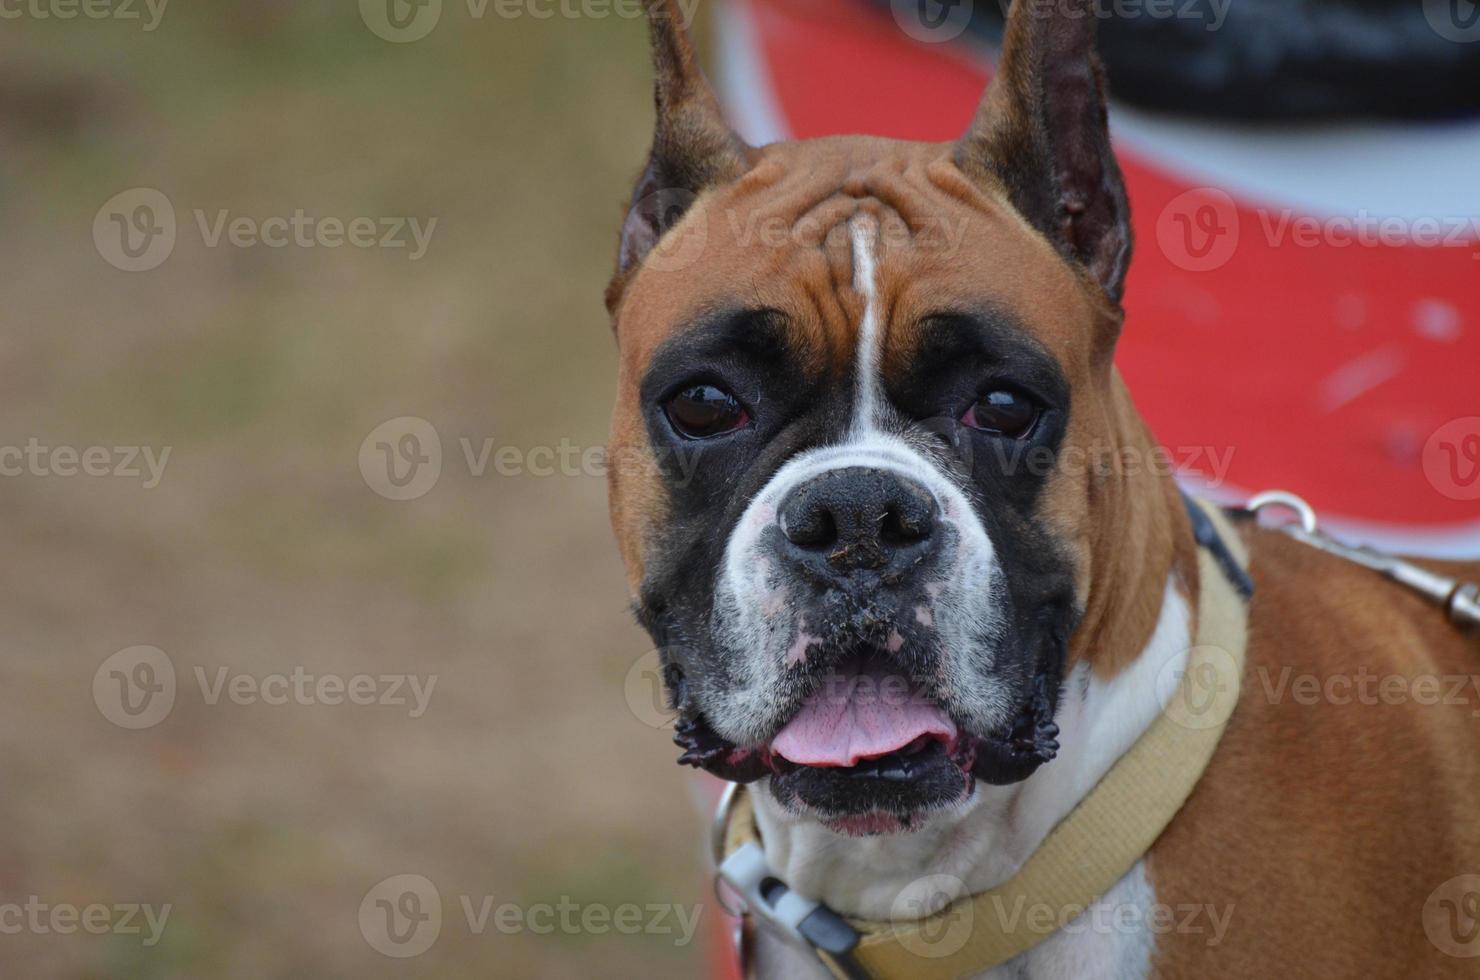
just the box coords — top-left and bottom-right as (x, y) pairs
(765, 659), (977, 833)
(770, 660), (960, 767)
(674, 655), (1062, 834)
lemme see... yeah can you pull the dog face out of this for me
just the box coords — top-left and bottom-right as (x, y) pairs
(607, 0), (1138, 833)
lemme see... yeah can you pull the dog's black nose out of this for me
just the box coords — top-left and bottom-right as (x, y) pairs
(778, 467), (938, 575)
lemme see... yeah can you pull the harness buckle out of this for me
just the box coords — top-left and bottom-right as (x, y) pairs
(712, 784), (867, 979)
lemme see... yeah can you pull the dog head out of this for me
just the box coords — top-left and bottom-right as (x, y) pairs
(606, 0), (1171, 834)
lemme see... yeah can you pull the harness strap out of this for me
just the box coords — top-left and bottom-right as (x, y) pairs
(1183, 489), (1253, 599)
(717, 497), (1254, 980)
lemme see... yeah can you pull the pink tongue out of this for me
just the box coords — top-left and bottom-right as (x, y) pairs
(772, 671), (957, 767)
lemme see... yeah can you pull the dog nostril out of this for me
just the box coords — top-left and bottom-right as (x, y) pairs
(879, 503), (932, 546)
(783, 508), (837, 549)
(781, 486), (838, 549)
(882, 476), (938, 548)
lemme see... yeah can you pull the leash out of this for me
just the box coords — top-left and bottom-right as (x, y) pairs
(1245, 490), (1480, 629)
(713, 497), (1254, 980)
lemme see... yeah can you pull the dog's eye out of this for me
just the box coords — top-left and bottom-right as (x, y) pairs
(664, 384), (749, 439)
(962, 389), (1040, 439)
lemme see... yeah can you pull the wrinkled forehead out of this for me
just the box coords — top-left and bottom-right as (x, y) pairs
(613, 137), (1096, 382)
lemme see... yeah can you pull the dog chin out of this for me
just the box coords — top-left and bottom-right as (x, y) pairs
(766, 737), (977, 836)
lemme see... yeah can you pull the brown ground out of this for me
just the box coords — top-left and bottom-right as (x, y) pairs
(0, 4), (705, 977)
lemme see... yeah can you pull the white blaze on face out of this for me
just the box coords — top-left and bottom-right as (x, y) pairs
(704, 213), (1010, 747)
(850, 216), (885, 433)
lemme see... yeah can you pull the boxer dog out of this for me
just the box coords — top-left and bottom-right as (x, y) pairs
(603, 1), (1480, 975)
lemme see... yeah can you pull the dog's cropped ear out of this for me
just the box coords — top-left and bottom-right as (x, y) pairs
(610, 0), (750, 303)
(955, 0), (1131, 305)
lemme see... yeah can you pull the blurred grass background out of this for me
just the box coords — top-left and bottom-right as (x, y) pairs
(0, 2), (705, 976)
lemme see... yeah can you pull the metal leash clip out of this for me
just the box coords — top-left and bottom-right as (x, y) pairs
(1248, 491), (1480, 629)
(711, 783), (868, 979)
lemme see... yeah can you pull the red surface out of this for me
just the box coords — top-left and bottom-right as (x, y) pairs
(748, 0), (991, 141)
(707, 3), (1478, 974)
(739, 0), (1480, 534)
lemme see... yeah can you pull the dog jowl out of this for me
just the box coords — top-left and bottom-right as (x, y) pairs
(605, 0), (1167, 836)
